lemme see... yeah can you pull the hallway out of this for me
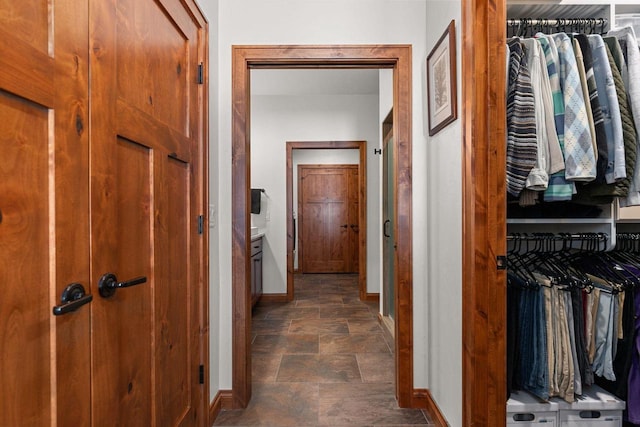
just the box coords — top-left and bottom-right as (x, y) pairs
(213, 273), (432, 426)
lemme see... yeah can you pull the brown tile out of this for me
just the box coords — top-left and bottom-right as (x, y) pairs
(348, 318), (383, 334)
(277, 354), (361, 383)
(319, 382), (396, 399)
(252, 318), (292, 334)
(319, 333), (390, 354)
(296, 294), (345, 307)
(252, 353), (282, 383)
(319, 395), (429, 426)
(266, 306), (320, 320)
(320, 306), (374, 319)
(289, 318), (349, 334)
(356, 353), (395, 383)
(318, 384), (428, 425)
(253, 334), (318, 354)
(213, 383), (319, 426)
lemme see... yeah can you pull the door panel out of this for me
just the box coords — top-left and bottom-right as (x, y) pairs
(348, 167), (359, 272)
(0, 92), (53, 425)
(92, 138), (154, 424)
(90, 0), (204, 424)
(0, 0), (91, 426)
(299, 165), (358, 273)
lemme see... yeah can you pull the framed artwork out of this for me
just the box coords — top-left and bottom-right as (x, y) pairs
(427, 20), (457, 136)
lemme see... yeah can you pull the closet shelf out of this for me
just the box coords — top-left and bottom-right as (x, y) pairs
(507, 218), (614, 224)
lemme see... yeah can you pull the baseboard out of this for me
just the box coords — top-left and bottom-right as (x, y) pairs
(209, 390), (233, 426)
(377, 313), (395, 345)
(420, 388), (449, 427)
(259, 293), (288, 303)
(365, 292), (380, 303)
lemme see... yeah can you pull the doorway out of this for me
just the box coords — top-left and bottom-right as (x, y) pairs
(231, 45), (415, 409)
(286, 141), (368, 302)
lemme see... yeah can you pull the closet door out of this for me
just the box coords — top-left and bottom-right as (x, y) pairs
(0, 0), (91, 426)
(89, 0), (206, 424)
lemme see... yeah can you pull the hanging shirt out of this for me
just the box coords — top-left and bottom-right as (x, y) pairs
(609, 27), (640, 207)
(521, 38), (565, 190)
(506, 39), (538, 197)
(552, 32), (597, 182)
(536, 34), (576, 201)
(589, 34), (626, 183)
(575, 33), (610, 183)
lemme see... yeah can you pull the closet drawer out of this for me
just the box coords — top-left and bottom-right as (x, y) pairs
(507, 411), (557, 426)
(508, 391), (559, 426)
(554, 385), (624, 427)
(251, 237), (263, 256)
(559, 411), (622, 427)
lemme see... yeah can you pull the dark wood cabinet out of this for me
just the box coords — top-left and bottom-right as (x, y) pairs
(251, 236), (263, 307)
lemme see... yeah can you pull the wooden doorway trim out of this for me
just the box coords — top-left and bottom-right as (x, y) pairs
(461, 0), (507, 423)
(232, 45), (413, 409)
(285, 141), (367, 301)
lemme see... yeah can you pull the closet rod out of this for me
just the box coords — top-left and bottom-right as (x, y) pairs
(506, 232), (608, 241)
(506, 18), (608, 27)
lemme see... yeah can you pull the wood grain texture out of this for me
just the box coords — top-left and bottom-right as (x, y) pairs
(232, 45), (413, 409)
(0, 0), (91, 425)
(89, 0), (207, 424)
(461, 0), (507, 423)
(422, 389), (450, 426)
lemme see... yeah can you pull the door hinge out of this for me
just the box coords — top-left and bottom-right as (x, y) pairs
(197, 215), (204, 235)
(199, 364), (205, 384)
(496, 255), (507, 270)
(197, 63), (204, 85)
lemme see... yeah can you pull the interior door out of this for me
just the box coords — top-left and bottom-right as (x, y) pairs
(348, 166), (360, 273)
(383, 131), (395, 321)
(89, 0), (205, 424)
(299, 165), (358, 273)
(0, 0), (91, 426)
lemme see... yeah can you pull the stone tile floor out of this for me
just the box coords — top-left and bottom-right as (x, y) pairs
(213, 273), (433, 427)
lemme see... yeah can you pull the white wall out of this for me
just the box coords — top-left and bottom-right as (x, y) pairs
(251, 93), (378, 294)
(425, 1), (463, 426)
(206, 0), (430, 406)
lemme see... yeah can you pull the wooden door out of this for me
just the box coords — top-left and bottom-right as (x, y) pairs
(89, 0), (206, 425)
(0, 0), (91, 426)
(299, 165), (358, 273)
(347, 167), (360, 272)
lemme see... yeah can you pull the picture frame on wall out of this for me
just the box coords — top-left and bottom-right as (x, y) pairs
(427, 20), (457, 136)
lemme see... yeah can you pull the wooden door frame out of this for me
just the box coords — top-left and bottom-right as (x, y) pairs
(286, 141), (367, 300)
(461, 0), (507, 423)
(231, 45), (414, 409)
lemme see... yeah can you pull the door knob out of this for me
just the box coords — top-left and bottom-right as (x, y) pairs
(98, 273), (147, 298)
(52, 283), (93, 316)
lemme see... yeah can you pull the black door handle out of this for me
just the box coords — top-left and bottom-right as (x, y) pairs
(350, 224), (359, 232)
(98, 273), (147, 298)
(52, 283), (93, 316)
(383, 219), (391, 237)
(340, 224), (348, 228)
